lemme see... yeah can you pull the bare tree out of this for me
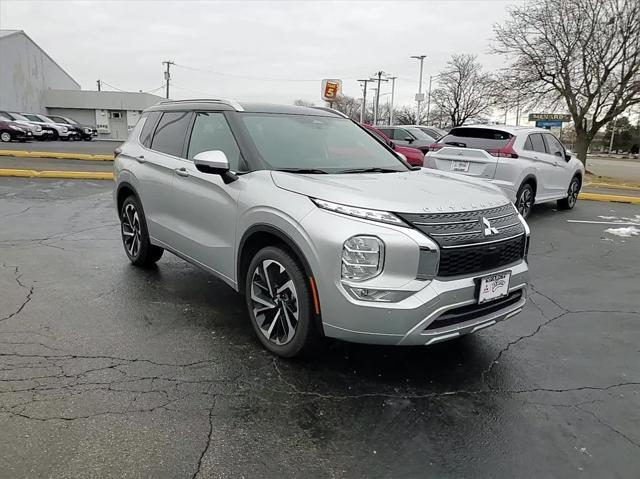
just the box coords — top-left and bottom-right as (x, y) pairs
(393, 106), (428, 125)
(294, 99), (315, 107)
(493, 0), (640, 165)
(331, 95), (362, 121)
(431, 54), (496, 127)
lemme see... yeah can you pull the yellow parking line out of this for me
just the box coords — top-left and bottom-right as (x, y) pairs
(579, 192), (640, 204)
(0, 168), (113, 180)
(0, 150), (113, 161)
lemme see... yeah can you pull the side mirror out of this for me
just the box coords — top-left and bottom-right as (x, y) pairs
(404, 136), (414, 143)
(193, 150), (238, 184)
(564, 153), (572, 161)
(554, 151), (564, 158)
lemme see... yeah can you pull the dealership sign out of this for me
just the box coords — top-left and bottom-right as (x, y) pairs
(321, 79), (342, 102)
(528, 113), (572, 122)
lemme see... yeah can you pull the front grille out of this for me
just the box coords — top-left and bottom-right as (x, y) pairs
(397, 203), (527, 277)
(438, 236), (525, 277)
(424, 289), (523, 331)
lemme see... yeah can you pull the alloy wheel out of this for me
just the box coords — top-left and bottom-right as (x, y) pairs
(121, 203), (142, 257)
(517, 188), (533, 216)
(567, 179), (579, 207)
(250, 259), (299, 345)
(0, 132), (11, 142)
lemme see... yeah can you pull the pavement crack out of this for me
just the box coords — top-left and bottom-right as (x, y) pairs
(575, 404), (640, 448)
(0, 264), (35, 323)
(192, 397), (216, 479)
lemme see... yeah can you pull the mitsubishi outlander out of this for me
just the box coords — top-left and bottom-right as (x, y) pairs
(114, 100), (530, 357)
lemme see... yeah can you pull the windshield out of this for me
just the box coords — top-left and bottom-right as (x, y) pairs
(0, 115), (10, 121)
(50, 116), (71, 124)
(239, 113), (408, 174)
(405, 127), (435, 141)
(11, 112), (30, 121)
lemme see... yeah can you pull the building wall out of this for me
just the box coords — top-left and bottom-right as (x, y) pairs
(0, 32), (80, 113)
(46, 108), (95, 126)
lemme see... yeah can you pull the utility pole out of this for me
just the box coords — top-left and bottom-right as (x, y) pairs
(608, 116), (617, 156)
(358, 79), (375, 123)
(372, 71), (388, 126)
(411, 55), (427, 123)
(426, 75), (434, 125)
(96, 79), (101, 91)
(389, 76), (397, 125)
(162, 60), (175, 99)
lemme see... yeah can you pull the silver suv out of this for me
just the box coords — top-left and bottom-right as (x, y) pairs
(114, 99), (530, 357)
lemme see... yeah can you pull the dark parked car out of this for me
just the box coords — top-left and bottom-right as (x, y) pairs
(377, 126), (438, 153)
(47, 115), (98, 140)
(0, 118), (30, 142)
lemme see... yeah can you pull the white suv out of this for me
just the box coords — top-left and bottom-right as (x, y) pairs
(425, 125), (584, 217)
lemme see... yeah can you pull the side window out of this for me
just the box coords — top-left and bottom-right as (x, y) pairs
(187, 112), (244, 171)
(377, 128), (392, 137)
(524, 136), (534, 150)
(150, 111), (191, 157)
(543, 134), (564, 157)
(394, 128), (411, 140)
(529, 134), (547, 153)
(140, 111), (161, 147)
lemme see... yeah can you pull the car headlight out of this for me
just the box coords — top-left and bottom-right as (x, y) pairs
(61, 126), (68, 133)
(9, 125), (23, 131)
(35, 125), (42, 132)
(84, 127), (92, 133)
(342, 236), (384, 281)
(312, 198), (406, 227)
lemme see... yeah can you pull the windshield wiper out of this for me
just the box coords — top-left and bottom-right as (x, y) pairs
(274, 168), (328, 174)
(338, 167), (402, 174)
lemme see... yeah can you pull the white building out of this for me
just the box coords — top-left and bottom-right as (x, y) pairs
(0, 30), (163, 139)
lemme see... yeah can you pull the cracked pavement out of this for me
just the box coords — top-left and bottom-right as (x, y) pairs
(0, 178), (639, 478)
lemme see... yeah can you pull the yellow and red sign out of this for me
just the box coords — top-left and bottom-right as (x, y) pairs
(321, 79), (342, 101)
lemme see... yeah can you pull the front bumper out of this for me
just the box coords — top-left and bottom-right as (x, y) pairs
(301, 207), (529, 346)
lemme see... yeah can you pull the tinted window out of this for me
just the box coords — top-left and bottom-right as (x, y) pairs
(23, 114), (41, 122)
(369, 129), (390, 145)
(392, 128), (411, 140)
(377, 127), (393, 137)
(49, 116), (69, 124)
(240, 113), (407, 173)
(524, 136), (534, 150)
(529, 134), (547, 153)
(187, 112), (244, 171)
(405, 127), (433, 141)
(543, 134), (564, 157)
(438, 127), (512, 150)
(150, 111), (191, 156)
(140, 111), (161, 147)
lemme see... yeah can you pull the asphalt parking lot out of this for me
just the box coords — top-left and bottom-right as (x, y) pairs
(1, 178), (639, 478)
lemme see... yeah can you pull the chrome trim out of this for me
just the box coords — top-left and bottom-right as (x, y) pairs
(430, 229), (482, 237)
(440, 233), (525, 249)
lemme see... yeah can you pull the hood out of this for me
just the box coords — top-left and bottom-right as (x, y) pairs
(271, 168), (510, 214)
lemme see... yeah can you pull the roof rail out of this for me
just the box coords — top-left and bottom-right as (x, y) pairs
(309, 106), (349, 119)
(158, 98), (244, 112)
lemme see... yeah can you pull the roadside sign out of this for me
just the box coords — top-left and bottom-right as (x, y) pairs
(536, 120), (563, 128)
(321, 79), (342, 102)
(415, 93), (425, 102)
(528, 113), (571, 122)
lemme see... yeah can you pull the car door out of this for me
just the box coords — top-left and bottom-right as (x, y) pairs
(542, 133), (572, 196)
(525, 133), (557, 200)
(170, 111), (245, 282)
(137, 110), (192, 244)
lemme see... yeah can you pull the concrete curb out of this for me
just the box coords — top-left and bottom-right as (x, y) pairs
(0, 150), (113, 161)
(0, 168), (113, 180)
(578, 192), (640, 205)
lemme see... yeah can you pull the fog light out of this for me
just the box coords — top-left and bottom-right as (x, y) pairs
(341, 236), (384, 281)
(346, 286), (413, 303)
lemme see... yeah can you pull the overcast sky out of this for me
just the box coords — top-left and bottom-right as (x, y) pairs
(1, 0), (522, 115)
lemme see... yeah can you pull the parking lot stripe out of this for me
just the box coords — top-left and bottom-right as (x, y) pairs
(567, 220), (640, 226)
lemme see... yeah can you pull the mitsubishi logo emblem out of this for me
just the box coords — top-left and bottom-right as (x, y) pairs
(482, 217), (499, 236)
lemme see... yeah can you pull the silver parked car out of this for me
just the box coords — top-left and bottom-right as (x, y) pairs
(114, 100), (530, 357)
(425, 125), (585, 218)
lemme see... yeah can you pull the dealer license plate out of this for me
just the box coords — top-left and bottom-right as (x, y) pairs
(451, 160), (469, 172)
(478, 271), (511, 304)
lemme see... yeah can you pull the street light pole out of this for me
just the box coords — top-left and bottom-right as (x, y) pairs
(358, 79), (374, 123)
(411, 55), (427, 123)
(372, 71), (388, 126)
(389, 76), (397, 125)
(426, 75), (434, 125)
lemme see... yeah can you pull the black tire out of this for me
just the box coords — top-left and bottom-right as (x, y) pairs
(515, 182), (535, 218)
(0, 131), (12, 142)
(245, 246), (322, 358)
(119, 195), (164, 267)
(558, 175), (581, 210)
(51, 131), (59, 141)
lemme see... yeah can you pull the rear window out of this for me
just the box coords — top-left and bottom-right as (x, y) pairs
(438, 127), (513, 150)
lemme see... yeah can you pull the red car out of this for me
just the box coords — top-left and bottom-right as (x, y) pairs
(361, 123), (425, 167)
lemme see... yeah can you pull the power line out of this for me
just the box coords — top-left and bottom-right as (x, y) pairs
(173, 63), (361, 83)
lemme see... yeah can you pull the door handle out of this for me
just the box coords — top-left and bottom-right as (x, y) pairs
(135, 154), (146, 163)
(532, 155), (539, 160)
(175, 167), (189, 177)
